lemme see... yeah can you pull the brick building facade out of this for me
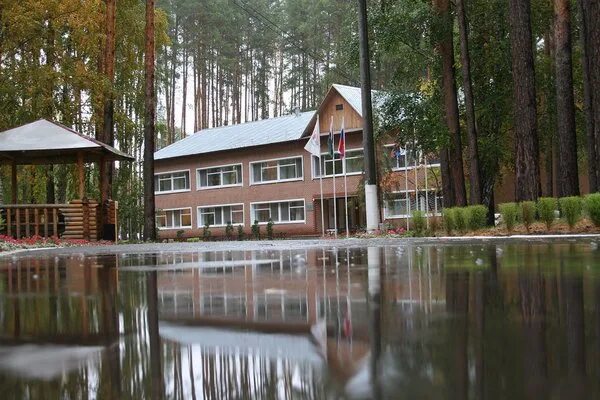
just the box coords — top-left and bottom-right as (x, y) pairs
(154, 84), (443, 239)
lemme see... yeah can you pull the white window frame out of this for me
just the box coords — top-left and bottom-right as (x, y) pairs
(197, 203), (245, 228)
(156, 207), (193, 230)
(383, 144), (441, 171)
(383, 189), (443, 219)
(311, 147), (364, 179)
(154, 169), (191, 194)
(196, 163), (243, 190)
(250, 156), (304, 185)
(250, 199), (306, 225)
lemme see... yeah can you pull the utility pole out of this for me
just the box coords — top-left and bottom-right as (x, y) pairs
(358, 0), (380, 232)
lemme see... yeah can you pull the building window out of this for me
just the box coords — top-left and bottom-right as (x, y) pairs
(154, 171), (190, 194)
(312, 149), (364, 177)
(250, 200), (305, 224)
(383, 190), (443, 218)
(197, 164), (242, 189)
(156, 208), (192, 229)
(198, 204), (244, 227)
(251, 157), (303, 184)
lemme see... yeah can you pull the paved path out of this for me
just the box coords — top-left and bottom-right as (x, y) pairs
(3, 234), (600, 258)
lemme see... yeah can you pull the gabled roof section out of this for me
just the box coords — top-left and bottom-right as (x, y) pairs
(0, 119), (134, 165)
(302, 84), (385, 137)
(154, 111), (315, 161)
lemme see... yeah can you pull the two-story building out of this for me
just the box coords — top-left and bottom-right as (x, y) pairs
(153, 84), (442, 239)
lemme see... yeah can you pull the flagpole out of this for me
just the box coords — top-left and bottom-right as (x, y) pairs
(405, 147), (410, 231)
(317, 115), (325, 237)
(330, 116), (338, 238)
(342, 117), (349, 239)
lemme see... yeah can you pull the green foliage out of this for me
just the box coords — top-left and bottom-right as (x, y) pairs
(202, 223), (211, 241)
(251, 220), (260, 240)
(584, 193), (600, 227)
(237, 224), (245, 241)
(498, 203), (519, 232)
(411, 210), (426, 236)
(429, 216), (440, 234)
(520, 201), (536, 231)
(454, 207), (468, 232)
(466, 205), (488, 231)
(266, 219), (274, 240)
(186, 237), (200, 243)
(537, 197), (558, 230)
(443, 208), (456, 234)
(559, 196), (583, 229)
(176, 230), (184, 239)
(225, 221), (234, 240)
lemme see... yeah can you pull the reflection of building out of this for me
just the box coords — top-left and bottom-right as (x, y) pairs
(153, 84), (443, 239)
(0, 255), (120, 381)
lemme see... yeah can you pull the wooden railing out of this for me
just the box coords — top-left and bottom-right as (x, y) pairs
(0, 199), (118, 241)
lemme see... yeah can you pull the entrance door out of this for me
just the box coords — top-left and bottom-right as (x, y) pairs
(324, 197), (365, 233)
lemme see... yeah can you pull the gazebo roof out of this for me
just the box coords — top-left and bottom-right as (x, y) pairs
(0, 119), (134, 165)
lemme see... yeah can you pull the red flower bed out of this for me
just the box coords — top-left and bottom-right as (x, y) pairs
(0, 235), (113, 251)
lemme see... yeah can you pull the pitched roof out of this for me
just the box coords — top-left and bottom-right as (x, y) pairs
(331, 83), (385, 117)
(153, 84), (385, 161)
(154, 111), (315, 161)
(0, 119), (134, 165)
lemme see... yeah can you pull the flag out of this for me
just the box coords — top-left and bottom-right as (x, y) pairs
(304, 115), (321, 157)
(337, 117), (346, 159)
(327, 116), (334, 157)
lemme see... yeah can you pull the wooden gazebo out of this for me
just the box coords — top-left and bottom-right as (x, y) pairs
(0, 119), (134, 241)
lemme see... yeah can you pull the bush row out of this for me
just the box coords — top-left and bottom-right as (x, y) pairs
(497, 193), (600, 231)
(443, 205), (488, 234)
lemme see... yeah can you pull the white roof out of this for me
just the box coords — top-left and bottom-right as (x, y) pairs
(0, 119), (133, 164)
(154, 84), (385, 161)
(0, 119), (101, 151)
(332, 83), (385, 118)
(154, 111), (315, 160)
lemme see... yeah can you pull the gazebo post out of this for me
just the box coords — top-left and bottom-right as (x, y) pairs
(77, 151), (85, 199)
(10, 161), (17, 203)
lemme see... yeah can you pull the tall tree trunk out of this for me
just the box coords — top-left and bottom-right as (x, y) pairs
(143, 0), (156, 241)
(181, 43), (187, 137)
(508, 0), (541, 201)
(581, 0), (599, 192)
(100, 0), (116, 237)
(456, 0), (482, 205)
(432, 0), (467, 207)
(554, 0), (579, 196)
(45, 17), (56, 204)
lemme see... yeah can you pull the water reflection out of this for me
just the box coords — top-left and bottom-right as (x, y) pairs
(0, 242), (599, 399)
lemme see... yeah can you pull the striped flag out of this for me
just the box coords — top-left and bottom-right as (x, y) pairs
(337, 116), (346, 159)
(327, 116), (334, 157)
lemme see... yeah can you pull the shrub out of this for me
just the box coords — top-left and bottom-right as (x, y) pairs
(443, 208), (456, 234)
(202, 223), (211, 241)
(585, 193), (600, 227)
(266, 219), (274, 239)
(251, 220), (260, 239)
(520, 201), (536, 232)
(455, 207), (468, 232)
(411, 210), (426, 236)
(537, 197), (558, 230)
(559, 196), (583, 229)
(498, 202), (519, 232)
(237, 224), (245, 240)
(225, 221), (234, 240)
(467, 205), (488, 231)
(176, 229), (185, 240)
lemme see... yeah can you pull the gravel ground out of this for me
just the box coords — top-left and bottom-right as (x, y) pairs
(3, 233), (600, 258)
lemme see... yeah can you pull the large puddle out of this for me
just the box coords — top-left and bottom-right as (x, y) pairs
(1, 241), (599, 399)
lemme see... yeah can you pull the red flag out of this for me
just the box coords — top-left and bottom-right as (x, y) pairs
(337, 117), (346, 159)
